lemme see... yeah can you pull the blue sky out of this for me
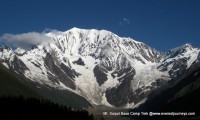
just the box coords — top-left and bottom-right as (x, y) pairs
(0, 0), (200, 51)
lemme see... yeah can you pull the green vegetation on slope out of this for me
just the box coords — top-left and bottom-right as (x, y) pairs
(0, 63), (41, 98)
(0, 63), (92, 108)
(0, 96), (94, 120)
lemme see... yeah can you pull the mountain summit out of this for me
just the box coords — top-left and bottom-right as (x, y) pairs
(0, 28), (199, 107)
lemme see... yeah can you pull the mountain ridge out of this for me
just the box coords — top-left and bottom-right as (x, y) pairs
(0, 28), (199, 108)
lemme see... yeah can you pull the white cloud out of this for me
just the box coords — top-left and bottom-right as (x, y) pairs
(119, 18), (131, 26)
(0, 32), (53, 49)
(123, 18), (130, 24)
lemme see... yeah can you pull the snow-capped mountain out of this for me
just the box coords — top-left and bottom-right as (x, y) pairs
(0, 27), (199, 107)
(158, 44), (199, 76)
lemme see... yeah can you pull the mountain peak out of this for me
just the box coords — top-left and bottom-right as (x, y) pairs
(1, 28), (200, 108)
(179, 43), (193, 50)
(168, 43), (194, 56)
(171, 43), (193, 51)
(67, 27), (114, 36)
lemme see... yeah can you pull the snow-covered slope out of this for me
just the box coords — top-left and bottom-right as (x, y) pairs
(158, 44), (200, 78)
(0, 28), (199, 107)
